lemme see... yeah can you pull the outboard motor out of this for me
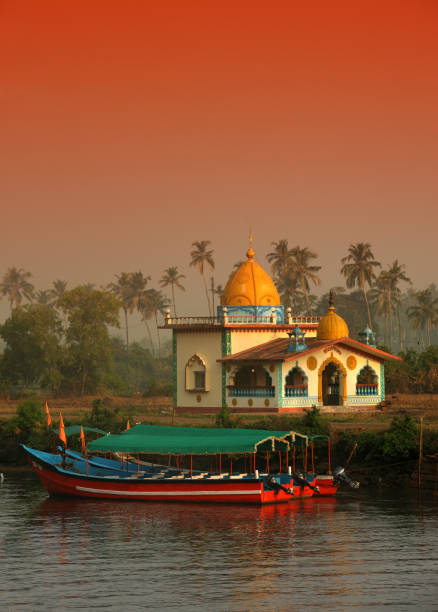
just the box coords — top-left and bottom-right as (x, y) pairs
(333, 466), (360, 489)
(266, 474), (294, 496)
(291, 472), (320, 494)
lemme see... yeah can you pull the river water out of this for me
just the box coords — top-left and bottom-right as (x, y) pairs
(1, 472), (437, 611)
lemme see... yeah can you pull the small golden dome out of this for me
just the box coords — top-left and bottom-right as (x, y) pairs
(317, 293), (349, 340)
(221, 245), (280, 307)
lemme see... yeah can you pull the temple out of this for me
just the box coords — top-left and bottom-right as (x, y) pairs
(162, 241), (401, 414)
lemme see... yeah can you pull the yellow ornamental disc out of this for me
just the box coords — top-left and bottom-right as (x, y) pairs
(307, 356), (317, 370)
(347, 356), (357, 370)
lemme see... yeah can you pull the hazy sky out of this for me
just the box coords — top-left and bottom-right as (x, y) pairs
(2, 0), (437, 330)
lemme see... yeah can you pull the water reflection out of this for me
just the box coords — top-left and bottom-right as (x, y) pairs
(1, 473), (438, 611)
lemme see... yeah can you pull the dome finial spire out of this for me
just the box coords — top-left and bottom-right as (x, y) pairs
(317, 289), (349, 340)
(247, 230), (255, 260)
(329, 288), (335, 309)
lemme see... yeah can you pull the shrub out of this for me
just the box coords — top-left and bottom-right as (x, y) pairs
(85, 398), (122, 432)
(383, 415), (418, 459)
(215, 405), (235, 428)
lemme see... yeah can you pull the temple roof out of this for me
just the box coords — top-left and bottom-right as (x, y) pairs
(218, 336), (402, 363)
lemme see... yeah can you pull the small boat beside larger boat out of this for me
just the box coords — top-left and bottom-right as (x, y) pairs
(24, 425), (358, 504)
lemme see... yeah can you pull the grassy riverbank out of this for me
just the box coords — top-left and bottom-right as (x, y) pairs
(2, 393), (438, 430)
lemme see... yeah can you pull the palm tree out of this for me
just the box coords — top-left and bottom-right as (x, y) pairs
(143, 289), (170, 357)
(0, 267), (35, 309)
(386, 260), (411, 350)
(137, 289), (156, 353)
(407, 289), (438, 346)
(275, 267), (298, 310)
(370, 271), (394, 347)
(49, 280), (68, 307)
(190, 241), (215, 315)
(266, 240), (294, 277)
(341, 243), (380, 328)
(35, 289), (53, 306)
(370, 261), (410, 350)
(160, 266), (185, 317)
(291, 246), (321, 314)
(109, 272), (150, 348)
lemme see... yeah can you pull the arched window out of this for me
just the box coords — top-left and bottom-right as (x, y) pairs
(284, 366), (308, 397)
(185, 355), (207, 391)
(356, 365), (378, 396)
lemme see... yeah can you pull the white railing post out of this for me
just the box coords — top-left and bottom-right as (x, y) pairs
(223, 307), (228, 324)
(271, 307), (277, 324)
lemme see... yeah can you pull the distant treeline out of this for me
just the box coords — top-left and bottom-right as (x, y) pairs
(0, 286), (172, 397)
(385, 346), (438, 394)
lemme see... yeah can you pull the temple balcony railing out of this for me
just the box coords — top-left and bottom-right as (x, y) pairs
(164, 316), (220, 326)
(356, 383), (378, 396)
(227, 385), (276, 398)
(288, 315), (321, 324)
(284, 385), (308, 397)
(163, 314), (321, 326)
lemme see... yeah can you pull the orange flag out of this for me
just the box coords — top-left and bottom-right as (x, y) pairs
(59, 413), (67, 448)
(45, 401), (52, 427)
(126, 420), (130, 430)
(80, 425), (86, 453)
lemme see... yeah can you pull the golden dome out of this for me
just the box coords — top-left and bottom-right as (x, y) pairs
(221, 246), (280, 306)
(317, 294), (349, 340)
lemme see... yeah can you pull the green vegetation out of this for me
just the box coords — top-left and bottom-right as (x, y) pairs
(0, 285), (172, 398)
(0, 399), (50, 463)
(333, 414), (431, 482)
(215, 404), (240, 428)
(385, 346), (438, 393)
(0, 305), (63, 394)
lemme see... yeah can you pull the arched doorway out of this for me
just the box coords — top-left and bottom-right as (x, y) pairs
(228, 365), (274, 397)
(321, 362), (343, 406)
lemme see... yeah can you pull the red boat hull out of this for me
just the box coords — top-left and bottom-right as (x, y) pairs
(30, 459), (296, 505)
(315, 475), (338, 496)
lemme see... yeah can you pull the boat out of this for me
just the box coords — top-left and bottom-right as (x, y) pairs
(24, 426), (307, 505)
(24, 425), (357, 504)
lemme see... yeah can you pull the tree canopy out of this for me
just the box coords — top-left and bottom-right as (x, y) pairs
(60, 286), (121, 395)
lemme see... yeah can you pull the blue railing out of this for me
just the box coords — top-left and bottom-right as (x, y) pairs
(227, 386), (275, 398)
(356, 384), (378, 396)
(284, 385), (308, 397)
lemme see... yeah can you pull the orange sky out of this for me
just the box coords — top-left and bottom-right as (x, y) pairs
(1, 0), (438, 322)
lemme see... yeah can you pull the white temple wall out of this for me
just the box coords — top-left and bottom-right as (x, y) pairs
(230, 329), (290, 354)
(176, 331), (223, 408)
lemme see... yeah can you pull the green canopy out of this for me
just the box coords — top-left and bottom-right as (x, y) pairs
(292, 433), (329, 446)
(54, 425), (107, 437)
(87, 424), (307, 455)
